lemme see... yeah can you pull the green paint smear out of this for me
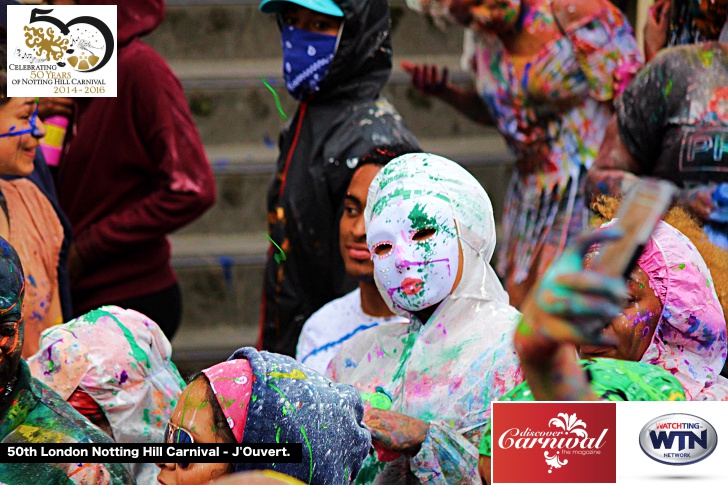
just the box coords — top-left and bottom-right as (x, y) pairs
(371, 187), (451, 217)
(261, 77), (288, 120)
(698, 50), (714, 68)
(664, 79), (673, 98)
(88, 308), (151, 369)
(516, 316), (532, 336)
(267, 383), (295, 417)
(408, 202), (438, 232)
(300, 426), (313, 484)
(391, 333), (417, 389)
(353, 455), (387, 484)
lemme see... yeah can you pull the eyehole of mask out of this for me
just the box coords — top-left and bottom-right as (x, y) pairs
(372, 242), (393, 258)
(411, 227), (436, 242)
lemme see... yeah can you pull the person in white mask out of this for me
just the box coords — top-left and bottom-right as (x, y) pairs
(328, 153), (523, 484)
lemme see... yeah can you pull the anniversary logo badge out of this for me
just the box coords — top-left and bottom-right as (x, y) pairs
(6, 5), (117, 97)
(491, 402), (617, 483)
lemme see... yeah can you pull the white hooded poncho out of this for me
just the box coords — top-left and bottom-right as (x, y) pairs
(328, 153), (524, 484)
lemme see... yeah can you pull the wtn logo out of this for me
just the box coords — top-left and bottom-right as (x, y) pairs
(639, 414), (717, 465)
(649, 430), (707, 451)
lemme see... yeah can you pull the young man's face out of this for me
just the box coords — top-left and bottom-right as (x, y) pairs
(280, 4), (342, 36)
(340, 164), (381, 279)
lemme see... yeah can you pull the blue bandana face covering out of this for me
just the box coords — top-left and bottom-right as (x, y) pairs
(280, 25), (338, 101)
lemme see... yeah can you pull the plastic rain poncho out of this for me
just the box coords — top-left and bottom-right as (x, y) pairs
(632, 221), (728, 400)
(28, 305), (185, 484)
(328, 153), (524, 484)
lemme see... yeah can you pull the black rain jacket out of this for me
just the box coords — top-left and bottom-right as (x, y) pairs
(259, 0), (421, 356)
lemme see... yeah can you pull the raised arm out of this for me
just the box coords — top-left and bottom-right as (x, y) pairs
(401, 61), (493, 126)
(513, 229), (628, 401)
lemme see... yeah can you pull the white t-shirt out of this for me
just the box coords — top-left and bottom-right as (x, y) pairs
(296, 288), (408, 374)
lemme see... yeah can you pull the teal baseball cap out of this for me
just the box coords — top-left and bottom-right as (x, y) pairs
(259, 0), (344, 17)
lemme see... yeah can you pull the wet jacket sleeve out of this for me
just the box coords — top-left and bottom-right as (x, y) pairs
(75, 60), (216, 265)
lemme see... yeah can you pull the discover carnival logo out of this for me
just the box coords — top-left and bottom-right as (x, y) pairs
(6, 5), (117, 97)
(492, 402), (616, 483)
(639, 413), (718, 466)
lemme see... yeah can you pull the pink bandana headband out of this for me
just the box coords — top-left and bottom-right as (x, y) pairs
(202, 359), (254, 442)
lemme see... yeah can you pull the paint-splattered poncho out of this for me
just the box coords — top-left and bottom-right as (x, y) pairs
(464, 0), (642, 284)
(328, 154), (524, 484)
(627, 221), (728, 400)
(28, 306), (185, 484)
(0, 360), (134, 484)
(477, 358), (687, 456)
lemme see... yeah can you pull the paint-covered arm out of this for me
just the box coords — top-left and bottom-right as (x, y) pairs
(512, 229), (627, 401)
(560, 0), (643, 102)
(513, 314), (598, 402)
(73, 59), (217, 266)
(400, 61), (493, 126)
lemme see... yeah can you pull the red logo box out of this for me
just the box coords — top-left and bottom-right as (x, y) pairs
(492, 402), (616, 483)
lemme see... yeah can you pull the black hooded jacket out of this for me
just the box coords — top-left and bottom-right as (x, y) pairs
(260, 0), (420, 356)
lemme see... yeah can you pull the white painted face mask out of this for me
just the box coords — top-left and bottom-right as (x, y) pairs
(367, 196), (460, 313)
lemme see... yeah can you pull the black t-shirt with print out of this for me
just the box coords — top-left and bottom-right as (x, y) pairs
(617, 43), (728, 187)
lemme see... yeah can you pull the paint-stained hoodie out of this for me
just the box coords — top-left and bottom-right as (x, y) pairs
(329, 154), (524, 484)
(260, 0), (421, 356)
(56, 0), (216, 314)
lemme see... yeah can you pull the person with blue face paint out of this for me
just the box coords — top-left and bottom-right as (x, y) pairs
(0, 54), (65, 359)
(258, 0), (421, 357)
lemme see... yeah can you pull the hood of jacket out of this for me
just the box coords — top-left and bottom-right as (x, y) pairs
(80, 0), (164, 46)
(287, 0), (392, 103)
(227, 347), (371, 483)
